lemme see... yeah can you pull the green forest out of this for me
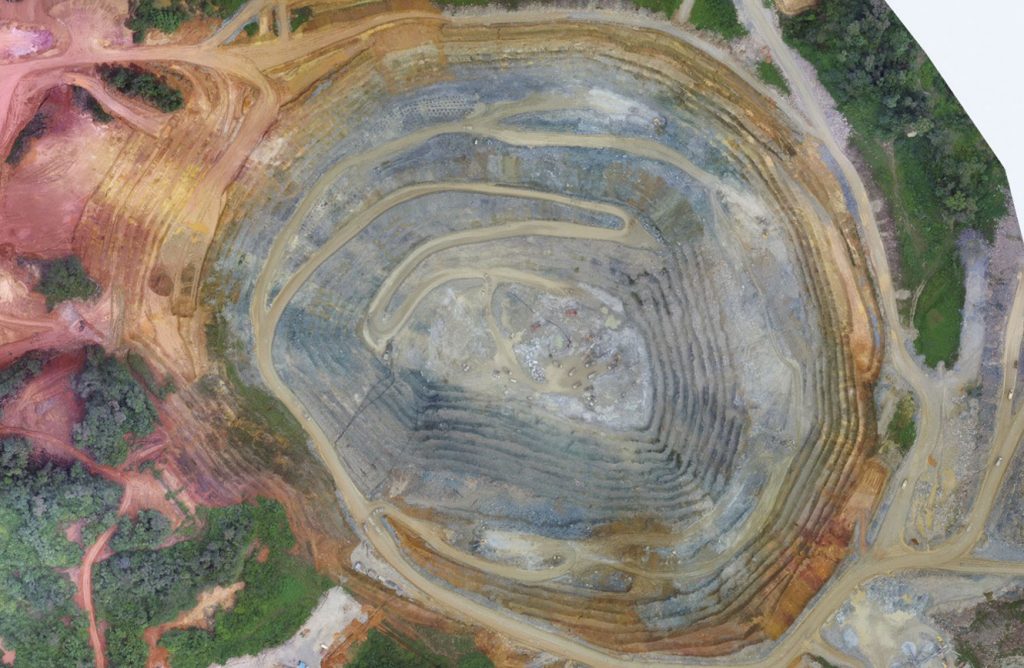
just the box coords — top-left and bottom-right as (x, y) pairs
(0, 437), (121, 666)
(126, 0), (249, 42)
(72, 345), (158, 466)
(781, 0), (1007, 367)
(98, 498), (331, 667)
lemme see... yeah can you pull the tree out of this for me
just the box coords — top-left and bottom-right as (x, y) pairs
(34, 256), (99, 311)
(72, 345), (158, 466)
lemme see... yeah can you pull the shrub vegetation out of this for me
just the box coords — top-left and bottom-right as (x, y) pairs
(100, 65), (184, 113)
(126, 0), (252, 42)
(91, 498), (328, 667)
(781, 0), (1007, 368)
(34, 255), (100, 311)
(126, 0), (188, 41)
(4, 112), (47, 166)
(756, 59), (789, 94)
(290, 6), (313, 31)
(110, 510), (173, 553)
(886, 394), (917, 453)
(72, 85), (114, 123)
(690, 0), (747, 39)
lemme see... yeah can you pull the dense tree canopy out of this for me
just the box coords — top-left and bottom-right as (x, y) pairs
(0, 441), (122, 667)
(34, 256), (100, 311)
(72, 345), (158, 466)
(782, 0), (1006, 239)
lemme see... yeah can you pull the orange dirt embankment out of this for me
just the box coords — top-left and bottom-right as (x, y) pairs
(152, 390), (357, 574)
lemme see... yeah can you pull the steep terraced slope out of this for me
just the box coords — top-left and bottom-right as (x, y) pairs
(211, 21), (883, 657)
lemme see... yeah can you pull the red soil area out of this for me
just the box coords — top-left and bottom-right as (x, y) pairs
(3, 349), (84, 443)
(1, 85), (124, 258)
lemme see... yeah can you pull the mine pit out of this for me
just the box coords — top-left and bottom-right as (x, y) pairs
(212, 18), (882, 658)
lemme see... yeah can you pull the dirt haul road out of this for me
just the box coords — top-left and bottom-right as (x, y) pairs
(4, 0), (1023, 664)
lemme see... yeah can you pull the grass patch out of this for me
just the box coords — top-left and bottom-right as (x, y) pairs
(97, 498), (327, 667)
(913, 263), (965, 367)
(885, 394), (917, 454)
(781, 1), (1007, 367)
(127, 349), (177, 399)
(955, 642), (981, 668)
(630, 0), (682, 18)
(205, 315), (309, 451)
(690, 0), (747, 39)
(756, 59), (789, 94)
(434, 0), (680, 17)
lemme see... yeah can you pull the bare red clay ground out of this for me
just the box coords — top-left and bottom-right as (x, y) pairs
(0, 86), (124, 258)
(3, 349), (84, 442)
(77, 524), (116, 668)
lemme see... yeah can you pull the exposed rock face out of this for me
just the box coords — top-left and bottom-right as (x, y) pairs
(215, 21), (881, 658)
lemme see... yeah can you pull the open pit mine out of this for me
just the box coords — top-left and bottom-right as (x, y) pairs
(218, 18), (882, 659)
(3, 0), (1023, 665)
